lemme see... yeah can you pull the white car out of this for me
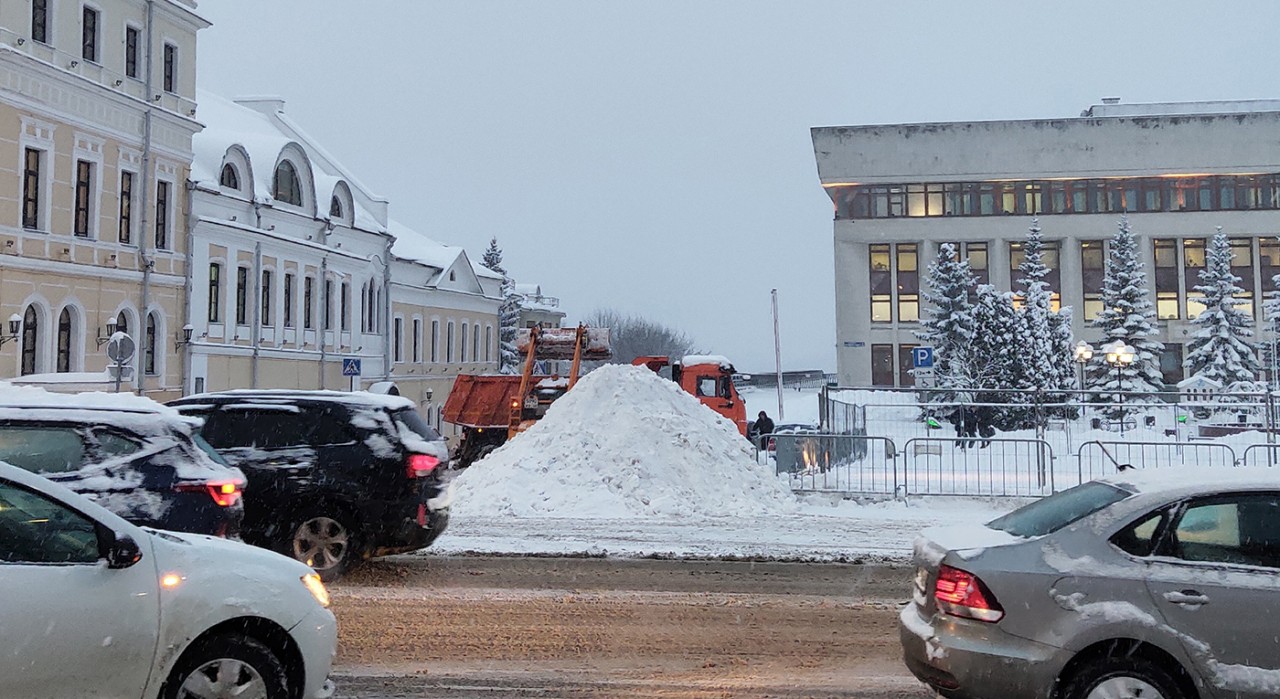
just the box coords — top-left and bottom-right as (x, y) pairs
(0, 460), (337, 699)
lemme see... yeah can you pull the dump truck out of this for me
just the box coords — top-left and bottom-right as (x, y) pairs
(443, 324), (610, 468)
(631, 354), (748, 436)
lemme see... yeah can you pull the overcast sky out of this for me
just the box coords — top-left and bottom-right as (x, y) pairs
(197, 1), (1280, 373)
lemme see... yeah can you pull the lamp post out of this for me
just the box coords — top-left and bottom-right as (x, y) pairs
(1073, 341), (1095, 390)
(1103, 340), (1136, 435)
(0, 314), (21, 349)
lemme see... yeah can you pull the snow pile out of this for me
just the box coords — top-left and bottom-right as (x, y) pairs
(451, 364), (797, 519)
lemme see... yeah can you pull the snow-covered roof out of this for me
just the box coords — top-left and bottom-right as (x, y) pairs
(1176, 375), (1223, 390)
(682, 354), (734, 369)
(388, 219), (458, 271)
(191, 90), (385, 232)
(473, 263), (504, 281)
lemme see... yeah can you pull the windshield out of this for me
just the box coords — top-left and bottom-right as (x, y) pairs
(987, 481), (1132, 538)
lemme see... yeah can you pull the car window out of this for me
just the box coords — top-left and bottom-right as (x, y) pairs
(696, 377), (716, 397)
(0, 480), (100, 564)
(0, 426), (86, 474)
(987, 481), (1131, 538)
(312, 405), (360, 446)
(191, 433), (231, 466)
(392, 407), (442, 442)
(1167, 494), (1280, 569)
(1111, 508), (1170, 557)
(92, 430), (142, 459)
(202, 407), (316, 449)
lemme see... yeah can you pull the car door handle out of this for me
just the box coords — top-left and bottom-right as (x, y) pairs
(1163, 590), (1210, 606)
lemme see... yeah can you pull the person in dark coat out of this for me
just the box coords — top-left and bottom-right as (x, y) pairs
(951, 406), (978, 449)
(752, 411), (775, 450)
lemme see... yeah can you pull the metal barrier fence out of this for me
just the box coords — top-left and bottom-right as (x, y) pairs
(900, 437), (1056, 497)
(1239, 443), (1280, 468)
(1076, 440), (1238, 482)
(771, 434), (900, 495)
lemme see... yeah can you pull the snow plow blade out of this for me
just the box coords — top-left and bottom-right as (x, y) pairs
(515, 327), (611, 361)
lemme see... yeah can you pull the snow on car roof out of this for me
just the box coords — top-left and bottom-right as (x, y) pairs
(0, 382), (198, 435)
(1099, 466), (1280, 498)
(175, 388), (416, 411)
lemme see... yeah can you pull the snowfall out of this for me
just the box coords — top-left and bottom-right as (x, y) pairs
(431, 365), (1020, 563)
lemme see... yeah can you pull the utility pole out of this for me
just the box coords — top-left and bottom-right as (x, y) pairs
(772, 289), (784, 421)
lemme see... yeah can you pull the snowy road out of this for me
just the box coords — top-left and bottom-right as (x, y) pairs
(327, 555), (933, 699)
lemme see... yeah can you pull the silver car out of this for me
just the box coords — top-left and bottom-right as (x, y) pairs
(900, 469), (1280, 699)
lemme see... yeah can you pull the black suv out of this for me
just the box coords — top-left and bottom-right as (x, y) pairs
(169, 389), (451, 580)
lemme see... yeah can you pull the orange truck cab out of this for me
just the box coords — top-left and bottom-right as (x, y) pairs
(632, 354), (748, 436)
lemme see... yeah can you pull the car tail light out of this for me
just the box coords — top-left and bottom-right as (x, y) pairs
(406, 453), (440, 479)
(176, 479), (244, 507)
(934, 564), (1003, 622)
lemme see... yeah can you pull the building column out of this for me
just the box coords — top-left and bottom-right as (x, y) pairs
(1058, 235), (1083, 336)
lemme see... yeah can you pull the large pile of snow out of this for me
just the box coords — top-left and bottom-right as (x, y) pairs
(451, 364), (797, 519)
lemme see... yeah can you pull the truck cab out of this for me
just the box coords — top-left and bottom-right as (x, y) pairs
(633, 355), (748, 436)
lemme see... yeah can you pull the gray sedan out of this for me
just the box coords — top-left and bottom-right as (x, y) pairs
(900, 469), (1280, 699)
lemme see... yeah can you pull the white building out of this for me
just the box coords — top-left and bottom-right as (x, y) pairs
(812, 99), (1280, 387)
(513, 282), (565, 329)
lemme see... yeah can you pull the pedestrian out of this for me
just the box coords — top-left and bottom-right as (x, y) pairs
(752, 410), (775, 450)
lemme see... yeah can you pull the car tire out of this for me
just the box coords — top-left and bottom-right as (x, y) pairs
(286, 509), (359, 582)
(162, 633), (289, 699)
(1061, 654), (1188, 699)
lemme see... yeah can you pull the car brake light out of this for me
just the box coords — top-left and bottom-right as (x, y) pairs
(176, 479), (244, 507)
(934, 564), (1003, 622)
(406, 453), (440, 479)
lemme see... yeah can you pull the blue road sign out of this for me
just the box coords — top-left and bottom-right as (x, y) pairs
(912, 347), (935, 369)
(342, 358), (362, 377)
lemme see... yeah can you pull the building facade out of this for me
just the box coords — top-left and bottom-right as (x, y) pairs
(0, 0), (207, 399)
(513, 282), (565, 329)
(812, 100), (1280, 387)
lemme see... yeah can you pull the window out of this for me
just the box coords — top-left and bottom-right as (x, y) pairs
(896, 244), (919, 323)
(871, 344), (894, 387)
(1184, 239), (1207, 319)
(163, 43), (176, 93)
(125, 26), (140, 78)
(1160, 344), (1184, 386)
(330, 196), (343, 218)
(323, 280), (333, 330)
(154, 181), (170, 250)
(1231, 238), (1256, 319)
(55, 308), (73, 372)
(870, 244), (892, 322)
(260, 270), (272, 326)
(1081, 240), (1105, 320)
(273, 161), (302, 206)
(446, 322), (455, 363)
(144, 313), (157, 375)
(32, 0), (49, 44)
(987, 482), (1131, 538)
(201, 409), (319, 450)
(431, 320), (439, 362)
(1166, 495), (1280, 569)
(461, 322), (469, 362)
(115, 312), (128, 336)
(1112, 509), (1170, 558)
(965, 242), (989, 286)
(413, 319), (422, 362)
(22, 148), (42, 230)
(283, 273), (294, 328)
(81, 6), (99, 63)
(393, 318), (403, 362)
(0, 481), (100, 564)
(1154, 238), (1180, 320)
(0, 426), (86, 474)
(304, 277), (314, 330)
(1261, 238), (1280, 296)
(473, 324), (481, 362)
(340, 282), (350, 331)
(235, 267), (249, 325)
(208, 263), (222, 323)
(73, 160), (93, 237)
(20, 306), (38, 375)
(219, 164), (239, 189)
(897, 344), (917, 387)
(118, 171), (133, 244)
(485, 325), (492, 362)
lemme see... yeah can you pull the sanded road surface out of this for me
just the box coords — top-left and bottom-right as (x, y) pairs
(328, 556), (933, 698)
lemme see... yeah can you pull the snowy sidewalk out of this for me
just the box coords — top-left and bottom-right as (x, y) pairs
(427, 496), (1021, 563)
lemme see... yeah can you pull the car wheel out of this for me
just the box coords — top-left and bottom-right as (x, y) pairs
(289, 511), (358, 582)
(1062, 655), (1188, 699)
(163, 633), (288, 699)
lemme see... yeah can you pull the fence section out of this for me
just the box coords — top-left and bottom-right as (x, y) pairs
(771, 434), (899, 495)
(1239, 443), (1280, 468)
(1076, 440), (1237, 482)
(899, 437), (1057, 497)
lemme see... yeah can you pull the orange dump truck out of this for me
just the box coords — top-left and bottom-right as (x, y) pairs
(631, 354), (748, 436)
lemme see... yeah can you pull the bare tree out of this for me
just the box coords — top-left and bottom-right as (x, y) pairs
(582, 308), (697, 365)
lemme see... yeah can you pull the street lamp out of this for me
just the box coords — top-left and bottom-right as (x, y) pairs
(0, 313), (20, 349)
(1073, 341), (1095, 390)
(1103, 340), (1136, 435)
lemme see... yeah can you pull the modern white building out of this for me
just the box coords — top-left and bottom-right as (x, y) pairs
(812, 99), (1280, 387)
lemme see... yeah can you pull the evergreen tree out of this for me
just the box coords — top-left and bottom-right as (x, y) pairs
(498, 276), (521, 374)
(1047, 307), (1078, 415)
(916, 243), (976, 400)
(1261, 242), (1280, 384)
(1015, 219), (1056, 393)
(482, 237), (506, 275)
(1089, 217), (1165, 401)
(1185, 230), (1261, 387)
(969, 285), (1030, 428)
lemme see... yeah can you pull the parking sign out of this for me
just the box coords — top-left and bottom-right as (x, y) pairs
(912, 347), (934, 369)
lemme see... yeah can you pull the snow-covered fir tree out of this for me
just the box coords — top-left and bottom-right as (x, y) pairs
(498, 277), (521, 374)
(1185, 230), (1261, 387)
(916, 243), (976, 400)
(969, 285), (1032, 428)
(1047, 307), (1078, 414)
(1015, 219), (1057, 393)
(481, 237), (506, 275)
(1261, 239), (1280, 383)
(1089, 217), (1165, 400)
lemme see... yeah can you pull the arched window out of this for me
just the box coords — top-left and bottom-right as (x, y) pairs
(116, 311), (128, 336)
(273, 161), (302, 205)
(20, 305), (38, 375)
(219, 164), (240, 189)
(56, 307), (72, 373)
(330, 195), (343, 218)
(144, 313), (157, 375)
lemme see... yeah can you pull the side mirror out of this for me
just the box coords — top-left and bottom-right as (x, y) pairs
(104, 531), (143, 569)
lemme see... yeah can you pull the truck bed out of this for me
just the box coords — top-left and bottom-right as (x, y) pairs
(443, 374), (546, 429)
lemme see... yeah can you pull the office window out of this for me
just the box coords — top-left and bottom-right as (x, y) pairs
(1081, 240), (1106, 320)
(125, 26), (140, 78)
(208, 263), (222, 323)
(303, 277), (314, 330)
(965, 242), (989, 286)
(163, 43), (177, 93)
(74, 160), (93, 237)
(897, 344), (918, 387)
(56, 308), (73, 373)
(283, 273), (294, 328)
(393, 318), (403, 362)
(1154, 238), (1180, 320)
(1231, 238), (1256, 319)
(260, 270), (272, 326)
(431, 320), (439, 362)
(871, 345), (894, 387)
(340, 282), (350, 331)
(870, 244), (892, 322)
(413, 319), (422, 362)
(22, 148), (42, 230)
(32, 0), (49, 43)
(235, 267), (249, 325)
(118, 171), (133, 244)
(154, 181), (169, 249)
(1184, 239), (1207, 319)
(82, 7), (99, 63)
(896, 243), (919, 322)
